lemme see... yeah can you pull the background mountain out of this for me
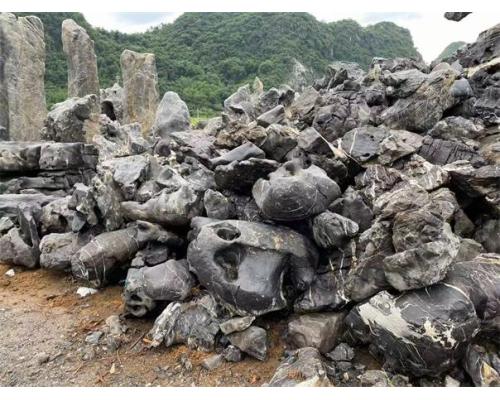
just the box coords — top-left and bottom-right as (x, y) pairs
(436, 41), (467, 62)
(19, 12), (421, 115)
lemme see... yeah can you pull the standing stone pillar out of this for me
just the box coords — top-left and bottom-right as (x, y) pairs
(0, 13), (46, 141)
(61, 19), (100, 98)
(120, 49), (159, 135)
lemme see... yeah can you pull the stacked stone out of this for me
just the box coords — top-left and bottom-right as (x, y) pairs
(0, 13), (499, 388)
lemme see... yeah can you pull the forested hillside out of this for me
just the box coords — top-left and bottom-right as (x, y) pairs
(19, 12), (420, 114)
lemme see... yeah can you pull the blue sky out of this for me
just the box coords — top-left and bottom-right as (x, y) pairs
(83, 12), (500, 62)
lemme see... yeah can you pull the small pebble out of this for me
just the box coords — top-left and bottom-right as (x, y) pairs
(5, 269), (15, 277)
(76, 287), (98, 298)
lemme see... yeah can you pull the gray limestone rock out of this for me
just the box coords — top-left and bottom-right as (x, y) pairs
(42, 95), (100, 143)
(123, 259), (194, 317)
(187, 218), (318, 316)
(287, 312), (345, 354)
(0, 13), (46, 141)
(267, 347), (332, 387)
(61, 19), (99, 98)
(312, 211), (359, 249)
(153, 91), (190, 138)
(121, 50), (159, 135)
(253, 160), (341, 221)
(71, 221), (182, 287)
(147, 294), (220, 351)
(228, 326), (268, 361)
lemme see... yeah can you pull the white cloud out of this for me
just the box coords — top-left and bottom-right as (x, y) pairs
(83, 12), (180, 33)
(83, 12), (500, 62)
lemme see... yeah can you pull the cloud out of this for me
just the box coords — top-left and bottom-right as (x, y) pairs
(84, 12), (180, 33)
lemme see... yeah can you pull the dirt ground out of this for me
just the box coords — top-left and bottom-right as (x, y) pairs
(0, 263), (287, 387)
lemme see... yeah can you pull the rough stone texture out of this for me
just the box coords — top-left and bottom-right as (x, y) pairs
(345, 287), (479, 376)
(0, 13), (46, 141)
(287, 312), (345, 354)
(121, 49), (159, 135)
(253, 160), (341, 221)
(147, 295), (220, 352)
(61, 19), (99, 98)
(227, 326), (268, 361)
(71, 221), (182, 287)
(123, 259), (194, 317)
(100, 83), (124, 123)
(153, 91), (190, 138)
(444, 12), (471, 22)
(267, 347), (332, 387)
(42, 95), (100, 143)
(312, 211), (359, 249)
(463, 344), (500, 387)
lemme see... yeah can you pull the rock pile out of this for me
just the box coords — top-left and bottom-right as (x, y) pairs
(0, 14), (499, 387)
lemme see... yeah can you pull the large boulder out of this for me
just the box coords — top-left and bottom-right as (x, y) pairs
(187, 218), (318, 316)
(252, 160), (341, 221)
(42, 95), (100, 143)
(61, 19), (99, 98)
(0, 13), (46, 141)
(71, 221), (182, 287)
(345, 286), (479, 376)
(153, 91), (190, 138)
(120, 49), (159, 135)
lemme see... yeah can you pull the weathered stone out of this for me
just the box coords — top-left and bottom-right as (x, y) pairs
(187, 218), (317, 316)
(201, 354), (224, 370)
(444, 12), (471, 22)
(0, 13), (46, 141)
(61, 19), (99, 98)
(121, 184), (203, 227)
(330, 187), (373, 232)
(123, 259), (194, 317)
(312, 211), (359, 249)
(268, 347), (332, 387)
(260, 124), (298, 161)
(345, 220), (393, 302)
(383, 208), (460, 291)
(215, 158), (278, 193)
(253, 160), (340, 221)
(474, 219), (500, 253)
(345, 287), (479, 376)
(100, 154), (150, 200)
(121, 50), (159, 135)
(222, 345), (242, 362)
(147, 294), (220, 351)
(228, 326), (268, 361)
(100, 83), (123, 122)
(463, 344), (500, 387)
(203, 189), (233, 220)
(71, 221), (182, 287)
(288, 312), (345, 354)
(39, 230), (96, 271)
(340, 126), (423, 165)
(0, 227), (38, 268)
(326, 343), (355, 362)
(380, 68), (460, 132)
(418, 136), (485, 167)
(153, 91), (190, 138)
(444, 254), (500, 322)
(294, 269), (350, 312)
(42, 95), (100, 143)
(256, 105), (285, 127)
(219, 316), (255, 335)
(210, 142), (265, 167)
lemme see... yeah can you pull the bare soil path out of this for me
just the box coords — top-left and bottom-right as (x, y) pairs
(0, 263), (284, 387)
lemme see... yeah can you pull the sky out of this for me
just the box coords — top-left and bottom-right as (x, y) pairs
(83, 12), (500, 62)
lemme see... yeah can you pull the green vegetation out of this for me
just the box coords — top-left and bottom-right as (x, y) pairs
(19, 12), (420, 112)
(436, 41), (467, 61)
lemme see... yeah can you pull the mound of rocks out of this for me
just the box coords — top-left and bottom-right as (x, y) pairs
(0, 13), (499, 387)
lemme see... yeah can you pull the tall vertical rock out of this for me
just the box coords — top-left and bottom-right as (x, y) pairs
(61, 19), (100, 98)
(120, 49), (159, 135)
(0, 13), (46, 141)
